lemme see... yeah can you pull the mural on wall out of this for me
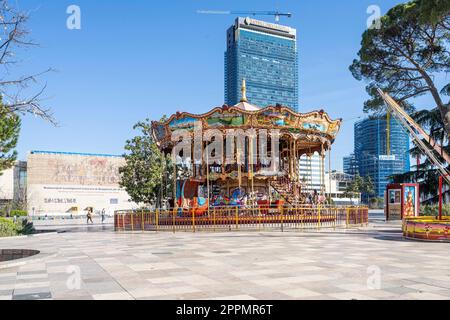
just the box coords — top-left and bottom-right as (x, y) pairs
(28, 154), (124, 186)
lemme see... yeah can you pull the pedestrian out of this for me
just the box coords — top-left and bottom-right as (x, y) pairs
(87, 208), (94, 224)
(101, 208), (106, 224)
(313, 190), (319, 205)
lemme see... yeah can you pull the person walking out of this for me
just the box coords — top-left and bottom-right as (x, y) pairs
(87, 208), (94, 224)
(101, 208), (106, 224)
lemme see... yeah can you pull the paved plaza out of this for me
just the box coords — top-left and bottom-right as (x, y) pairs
(1, 219), (450, 300)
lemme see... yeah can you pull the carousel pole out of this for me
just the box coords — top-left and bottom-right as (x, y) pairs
(249, 135), (255, 201)
(237, 142), (242, 191)
(309, 149), (313, 192)
(321, 153), (325, 196)
(319, 151), (323, 195)
(222, 131), (226, 176)
(328, 146), (332, 204)
(206, 148), (210, 215)
(294, 139), (297, 181)
(238, 79), (246, 198)
(247, 137), (250, 201)
(173, 157), (177, 210)
(293, 138), (297, 203)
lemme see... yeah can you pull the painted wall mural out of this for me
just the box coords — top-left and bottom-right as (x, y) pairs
(28, 154), (125, 186)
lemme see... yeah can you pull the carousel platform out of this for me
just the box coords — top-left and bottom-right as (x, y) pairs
(403, 217), (450, 242)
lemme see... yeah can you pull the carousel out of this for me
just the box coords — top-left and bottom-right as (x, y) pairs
(151, 81), (342, 215)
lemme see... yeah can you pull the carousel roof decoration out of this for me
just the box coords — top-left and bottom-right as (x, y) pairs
(151, 80), (342, 155)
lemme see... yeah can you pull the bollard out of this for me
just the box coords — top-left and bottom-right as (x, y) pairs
(235, 207), (239, 230)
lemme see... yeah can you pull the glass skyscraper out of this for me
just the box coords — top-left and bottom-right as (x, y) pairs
(343, 153), (358, 176)
(354, 117), (410, 198)
(225, 17), (299, 111)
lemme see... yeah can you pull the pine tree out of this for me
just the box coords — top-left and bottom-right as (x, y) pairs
(0, 98), (20, 173)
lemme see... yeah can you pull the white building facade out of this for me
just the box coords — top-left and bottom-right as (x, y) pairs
(299, 153), (324, 193)
(324, 171), (361, 205)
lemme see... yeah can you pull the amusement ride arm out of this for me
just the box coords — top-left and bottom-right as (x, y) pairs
(377, 89), (450, 186)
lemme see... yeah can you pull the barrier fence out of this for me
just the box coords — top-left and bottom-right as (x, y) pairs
(114, 205), (369, 233)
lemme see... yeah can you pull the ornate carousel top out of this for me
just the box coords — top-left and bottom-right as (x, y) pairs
(151, 82), (342, 156)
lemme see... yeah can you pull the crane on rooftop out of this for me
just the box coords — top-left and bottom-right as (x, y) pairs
(197, 10), (292, 22)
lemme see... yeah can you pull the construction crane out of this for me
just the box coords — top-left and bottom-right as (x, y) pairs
(378, 89), (450, 186)
(197, 10), (292, 22)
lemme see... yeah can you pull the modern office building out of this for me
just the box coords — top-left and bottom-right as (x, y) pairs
(27, 151), (138, 216)
(354, 117), (410, 198)
(225, 17), (299, 111)
(343, 153), (358, 175)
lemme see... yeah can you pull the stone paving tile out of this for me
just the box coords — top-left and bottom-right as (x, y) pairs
(0, 221), (450, 300)
(12, 291), (52, 300)
(404, 291), (450, 300)
(280, 287), (322, 298)
(327, 292), (375, 300)
(92, 292), (134, 300)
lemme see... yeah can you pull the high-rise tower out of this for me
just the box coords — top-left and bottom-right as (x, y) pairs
(225, 17), (299, 111)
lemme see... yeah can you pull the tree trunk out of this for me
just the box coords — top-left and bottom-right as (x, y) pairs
(416, 67), (450, 136)
(442, 106), (450, 137)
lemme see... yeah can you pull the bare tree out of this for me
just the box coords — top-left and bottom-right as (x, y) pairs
(0, 0), (55, 124)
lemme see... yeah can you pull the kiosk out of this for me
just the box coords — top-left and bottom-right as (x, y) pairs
(385, 183), (420, 221)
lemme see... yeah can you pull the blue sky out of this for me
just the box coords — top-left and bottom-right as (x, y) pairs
(12, 0), (410, 170)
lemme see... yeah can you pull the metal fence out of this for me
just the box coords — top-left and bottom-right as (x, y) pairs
(114, 205), (369, 233)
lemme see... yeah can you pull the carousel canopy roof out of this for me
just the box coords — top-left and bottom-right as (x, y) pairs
(152, 102), (342, 152)
(152, 79), (341, 154)
(234, 101), (261, 112)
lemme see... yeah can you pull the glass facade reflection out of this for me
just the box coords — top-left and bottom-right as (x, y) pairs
(354, 118), (410, 198)
(225, 17), (299, 111)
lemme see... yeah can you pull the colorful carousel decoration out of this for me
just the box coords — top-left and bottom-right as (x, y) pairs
(151, 81), (342, 214)
(114, 82), (370, 232)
